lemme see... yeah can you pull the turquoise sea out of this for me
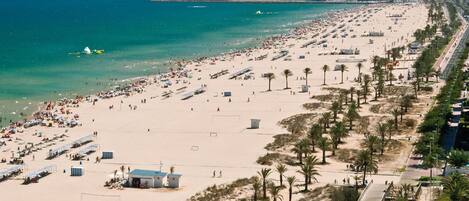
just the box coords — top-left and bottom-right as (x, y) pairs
(0, 0), (358, 126)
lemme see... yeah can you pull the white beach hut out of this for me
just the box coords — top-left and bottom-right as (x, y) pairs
(250, 119), (261, 129)
(70, 166), (84, 176)
(128, 169), (167, 188)
(167, 173), (182, 188)
(102, 151), (113, 159)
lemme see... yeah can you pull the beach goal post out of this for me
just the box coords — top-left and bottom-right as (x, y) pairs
(80, 193), (121, 201)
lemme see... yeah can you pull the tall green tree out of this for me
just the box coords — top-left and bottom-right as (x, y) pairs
(276, 163), (287, 187)
(308, 124), (322, 152)
(357, 62), (363, 82)
(258, 168), (272, 199)
(283, 69), (293, 89)
(442, 172), (469, 201)
(376, 122), (387, 155)
(345, 101), (360, 130)
(340, 64), (347, 84)
(322, 65), (330, 85)
(354, 150), (378, 186)
(330, 101), (340, 122)
(268, 183), (283, 201)
(304, 67), (312, 88)
(263, 73), (275, 91)
(362, 74), (371, 103)
(318, 137), (330, 164)
(287, 176), (296, 201)
(448, 150), (469, 168)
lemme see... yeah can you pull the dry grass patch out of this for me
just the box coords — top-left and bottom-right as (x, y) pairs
(256, 152), (296, 166)
(334, 148), (359, 163)
(189, 177), (256, 201)
(303, 102), (327, 110)
(265, 134), (298, 151)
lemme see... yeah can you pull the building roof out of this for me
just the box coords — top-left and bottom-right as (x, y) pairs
(168, 173), (182, 177)
(129, 169), (167, 177)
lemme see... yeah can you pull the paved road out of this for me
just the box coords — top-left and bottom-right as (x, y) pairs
(359, 183), (388, 201)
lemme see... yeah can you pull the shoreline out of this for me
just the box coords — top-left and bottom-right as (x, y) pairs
(151, 0), (385, 4)
(0, 3), (433, 201)
(0, 4), (362, 130)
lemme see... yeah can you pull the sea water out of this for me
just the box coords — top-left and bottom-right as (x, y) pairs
(0, 0), (358, 126)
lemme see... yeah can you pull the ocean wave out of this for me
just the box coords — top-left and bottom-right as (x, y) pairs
(188, 5), (207, 9)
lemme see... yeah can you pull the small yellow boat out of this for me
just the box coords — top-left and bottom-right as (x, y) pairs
(94, 49), (105, 54)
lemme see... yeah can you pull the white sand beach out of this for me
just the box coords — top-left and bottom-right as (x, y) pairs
(0, 3), (436, 201)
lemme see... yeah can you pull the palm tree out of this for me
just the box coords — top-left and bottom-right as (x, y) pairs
(252, 177), (261, 201)
(362, 74), (371, 103)
(448, 149), (469, 168)
(283, 69), (293, 89)
(304, 155), (320, 184)
(357, 62), (363, 82)
(365, 135), (379, 160)
(356, 90), (361, 108)
(276, 163), (287, 187)
(263, 73), (275, 91)
(269, 183), (283, 201)
(371, 56), (380, 80)
(330, 126), (340, 156)
(298, 163), (311, 192)
(354, 150), (378, 186)
(287, 176), (297, 201)
(321, 112), (332, 128)
(304, 67), (312, 88)
(391, 47), (402, 62)
(376, 122), (387, 155)
(322, 65), (330, 85)
(442, 172), (469, 201)
(330, 101), (340, 122)
(339, 64), (347, 84)
(400, 95), (413, 113)
(345, 101), (360, 130)
(388, 64), (394, 86)
(297, 156), (320, 192)
(390, 107), (400, 130)
(258, 168), (272, 199)
(308, 124), (322, 152)
(318, 137), (330, 164)
(292, 139), (309, 164)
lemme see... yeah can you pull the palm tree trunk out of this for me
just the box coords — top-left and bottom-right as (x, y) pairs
(305, 74), (308, 87)
(341, 71), (344, 83)
(285, 76), (289, 89)
(289, 188), (292, 201)
(323, 71), (326, 85)
(322, 150), (326, 164)
(263, 180), (267, 199)
(358, 69), (361, 82)
(304, 175), (308, 191)
(362, 166), (367, 186)
(280, 174), (283, 186)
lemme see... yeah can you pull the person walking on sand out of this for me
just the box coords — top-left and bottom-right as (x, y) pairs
(219, 170), (222, 178)
(212, 170), (216, 178)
